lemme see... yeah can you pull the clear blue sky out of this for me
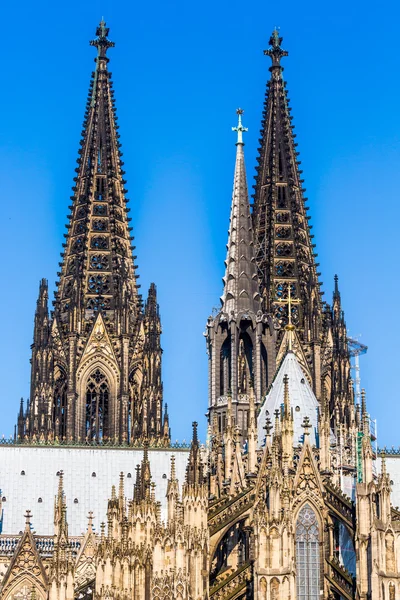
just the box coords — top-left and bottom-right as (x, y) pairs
(0, 0), (399, 446)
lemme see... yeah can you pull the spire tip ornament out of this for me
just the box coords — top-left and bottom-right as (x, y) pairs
(232, 108), (248, 145)
(90, 19), (115, 58)
(264, 28), (288, 68)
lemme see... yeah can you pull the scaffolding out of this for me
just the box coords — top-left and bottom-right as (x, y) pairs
(347, 337), (368, 406)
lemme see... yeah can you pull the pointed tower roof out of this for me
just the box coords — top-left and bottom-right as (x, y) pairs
(257, 352), (319, 446)
(221, 109), (261, 316)
(252, 30), (321, 327)
(55, 20), (140, 325)
(186, 422), (204, 485)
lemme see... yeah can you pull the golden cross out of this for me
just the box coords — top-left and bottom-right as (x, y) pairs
(275, 284), (301, 350)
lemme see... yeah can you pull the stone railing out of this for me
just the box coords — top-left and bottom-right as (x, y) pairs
(378, 447), (400, 456)
(0, 535), (82, 557)
(0, 437), (192, 450)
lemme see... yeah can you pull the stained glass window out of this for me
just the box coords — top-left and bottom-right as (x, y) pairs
(296, 504), (320, 600)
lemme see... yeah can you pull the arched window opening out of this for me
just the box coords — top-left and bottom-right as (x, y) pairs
(219, 336), (231, 397)
(261, 342), (268, 396)
(238, 333), (253, 395)
(53, 368), (68, 439)
(128, 371), (140, 443)
(271, 578), (280, 600)
(85, 369), (109, 441)
(389, 582), (395, 600)
(296, 504), (320, 600)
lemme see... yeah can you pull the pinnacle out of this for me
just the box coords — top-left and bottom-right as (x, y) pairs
(90, 20), (115, 59)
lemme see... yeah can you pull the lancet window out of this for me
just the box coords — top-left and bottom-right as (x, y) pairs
(85, 369), (109, 440)
(219, 336), (231, 397)
(53, 368), (67, 439)
(296, 504), (320, 600)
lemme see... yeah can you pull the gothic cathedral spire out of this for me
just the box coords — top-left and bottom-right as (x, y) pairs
(252, 30), (323, 393)
(206, 110), (275, 439)
(56, 20), (140, 326)
(17, 22), (169, 446)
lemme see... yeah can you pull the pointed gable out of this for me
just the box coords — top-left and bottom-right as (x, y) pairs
(74, 515), (97, 590)
(0, 516), (48, 600)
(258, 352), (319, 447)
(294, 440), (324, 496)
(77, 312), (118, 375)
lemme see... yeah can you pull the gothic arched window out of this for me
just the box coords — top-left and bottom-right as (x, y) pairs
(296, 504), (320, 600)
(85, 369), (109, 441)
(53, 368), (67, 439)
(219, 335), (231, 398)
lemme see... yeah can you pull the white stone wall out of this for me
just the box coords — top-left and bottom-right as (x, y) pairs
(0, 445), (189, 536)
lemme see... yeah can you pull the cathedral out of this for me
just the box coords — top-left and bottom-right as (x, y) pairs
(0, 20), (399, 600)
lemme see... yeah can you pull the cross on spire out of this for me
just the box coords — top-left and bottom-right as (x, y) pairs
(275, 284), (301, 350)
(232, 108), (248, 145)
(264, 29), (288, 68)
(90, 19), (115, 58)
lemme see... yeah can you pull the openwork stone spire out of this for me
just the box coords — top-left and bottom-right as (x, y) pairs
(55, 19), (140, 324)
(252, 30), (323, 392)
(221, 109), (261, 314)
(252, 30), (321, 333)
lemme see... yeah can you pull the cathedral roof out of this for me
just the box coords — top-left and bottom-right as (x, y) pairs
(257, 351), (319, 446)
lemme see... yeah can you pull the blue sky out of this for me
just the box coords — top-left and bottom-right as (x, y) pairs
(0, 0), (399, 445)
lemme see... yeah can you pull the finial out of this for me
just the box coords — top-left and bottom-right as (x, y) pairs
(90, 19), (115, 59)
(264, 416), (273, 436)
(24, 510), (32, 529)
(381, 452), (387, 475)
(334, 274), (340, 298)
(301, 416), (311, 437)
(264, 29), (288, 68)
(119, 472), (125, 500)
(87, 511), (94, 532)
(283, 374), (290, 416)
(192, 421), (199, 446)
(232, 108), (248, 146)
(170, 455), (176, 480)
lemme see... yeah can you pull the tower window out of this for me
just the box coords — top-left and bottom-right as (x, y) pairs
(85, 369), (110, 441)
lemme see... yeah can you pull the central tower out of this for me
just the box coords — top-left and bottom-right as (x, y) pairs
(17, 22), (169, 446)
